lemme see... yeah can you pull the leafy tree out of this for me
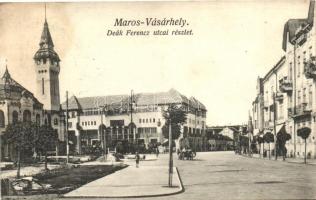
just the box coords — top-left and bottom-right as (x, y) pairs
(297, 127), (311, 164)
(162, 104), (187, 144)
(35, 124), (58, 170)
(263, 132), (274, 159)
(276, 130), (291, 161)
(4, 122), (36, 178)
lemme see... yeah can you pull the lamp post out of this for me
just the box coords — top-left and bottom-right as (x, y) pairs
(65, 91), (69, 164)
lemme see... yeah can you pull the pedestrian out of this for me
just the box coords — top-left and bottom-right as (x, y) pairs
(156, 148), (159, 158)
(135, 152), (140, 168)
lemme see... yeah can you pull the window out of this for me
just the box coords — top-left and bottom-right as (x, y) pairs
(42, 78), (45, 95)
(150, 118), (152, 123)
(85, 122), (87, 126)
(12, 111), (19, 124)
(298, 90), (301, 105)
(139, 119), (142, 123)
(94, 121), (96, 125)
(68, 122), (72, 128)
(54, 118), (58, 125)
(146, 119), (148, 123)
(289, 63), (293, 80)
(0, 110), (4, 127)
(303, 88), (306, 103)
(82, 122), (84, 126)
(88, 121), (90, 126)
(303, 51), (306, 62)
(143, 119), (145, 123)
(309, 86), (313, 107)
(153, 118), (155, 123)
(23, 110), (31, 122)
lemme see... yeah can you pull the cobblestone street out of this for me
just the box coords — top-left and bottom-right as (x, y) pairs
(117, 151), (316, 200)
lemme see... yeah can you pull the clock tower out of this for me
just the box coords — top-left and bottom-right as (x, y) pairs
(34, 18), (60, 111)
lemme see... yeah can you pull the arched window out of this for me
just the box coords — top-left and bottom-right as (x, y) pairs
(23, 110), (31, 122)
(12, 111), (19, 124)
(0, 110), (5, 127)
(36, 114), (41, 125)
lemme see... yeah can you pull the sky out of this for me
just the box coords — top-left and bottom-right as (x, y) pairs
(0, 1), (310, 126)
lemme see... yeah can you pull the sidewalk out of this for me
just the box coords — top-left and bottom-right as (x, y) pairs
(245, 154), (316, 165)
(63, 165), (183, 198)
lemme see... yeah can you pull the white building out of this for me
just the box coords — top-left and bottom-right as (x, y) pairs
(62, 89), (207, 154)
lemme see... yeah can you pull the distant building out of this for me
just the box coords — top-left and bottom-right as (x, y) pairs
(61, 89), (207, 154)
(206, 125), (246, 151)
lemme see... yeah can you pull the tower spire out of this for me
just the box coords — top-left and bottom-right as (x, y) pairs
(45, 3), (47, 22)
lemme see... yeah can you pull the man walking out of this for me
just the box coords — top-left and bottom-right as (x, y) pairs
(135, 152), (140, 168)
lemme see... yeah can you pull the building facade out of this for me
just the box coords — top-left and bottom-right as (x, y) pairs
(61, 89), (207, 154)
(251, 0), (316, 159)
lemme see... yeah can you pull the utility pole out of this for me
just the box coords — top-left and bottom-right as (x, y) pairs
(66, 91), (69, 164)
(168, 119), (173, 187)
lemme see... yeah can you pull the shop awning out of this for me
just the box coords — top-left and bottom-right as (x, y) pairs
(276, 124), (285, 135)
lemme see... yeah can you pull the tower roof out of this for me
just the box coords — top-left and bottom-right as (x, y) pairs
(34, 20), (60, 62)
(40, 20), (54, 48)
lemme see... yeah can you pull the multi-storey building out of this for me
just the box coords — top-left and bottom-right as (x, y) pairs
(251, 0), (316, 159)
(61, 89), (207, 154)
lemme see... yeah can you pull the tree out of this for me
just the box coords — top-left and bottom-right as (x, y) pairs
(4, 122), (36, 178)
(297, 127), (311, 164)
(35, 125), (58, 170)
(263, 132), (274, 159)
(162, 104), (187, 143)
(276, 129), (291, 161)
(162, 104), (187, 187)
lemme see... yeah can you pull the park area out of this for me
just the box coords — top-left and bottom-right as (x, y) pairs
(1, 163), (126, 197)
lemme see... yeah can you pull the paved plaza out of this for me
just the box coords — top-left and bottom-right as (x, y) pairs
(61, 151), (316, 200)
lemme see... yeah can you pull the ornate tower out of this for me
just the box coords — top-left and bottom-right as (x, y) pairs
(34, 18), (60, 111)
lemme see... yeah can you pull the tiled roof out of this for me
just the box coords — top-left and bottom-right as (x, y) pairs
(0, 68), (42, 107)
(61, 89), (206, 111)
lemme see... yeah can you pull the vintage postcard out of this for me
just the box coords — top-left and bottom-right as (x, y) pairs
(0, 1), (316, 199)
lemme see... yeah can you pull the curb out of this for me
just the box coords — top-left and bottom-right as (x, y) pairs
(62, 166), (184, 199)
(240, 154), (316, 165)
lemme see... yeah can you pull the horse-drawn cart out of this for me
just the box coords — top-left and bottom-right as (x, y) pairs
(178, 149), (196, 160)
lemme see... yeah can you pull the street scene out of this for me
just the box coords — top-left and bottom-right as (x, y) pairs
(1, 1), (316, 199)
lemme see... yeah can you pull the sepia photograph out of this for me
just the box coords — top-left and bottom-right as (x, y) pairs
(0, 1), (316, 199)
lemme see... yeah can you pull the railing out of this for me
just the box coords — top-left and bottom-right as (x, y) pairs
(275, 93), (284, 102)
(279, 76), (293, 93)
(288, 103), (312, 118)
(304, 56), (316, 79)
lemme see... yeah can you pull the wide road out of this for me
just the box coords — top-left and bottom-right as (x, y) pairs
(128, 151), (316, 200)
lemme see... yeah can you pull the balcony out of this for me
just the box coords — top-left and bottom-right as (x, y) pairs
(288, 103), (312, 119)
(279, 76), (293, 93)
(304, 56), (316, 79)
(275, 92), (284, 102)
(263, 100), (269, 110)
